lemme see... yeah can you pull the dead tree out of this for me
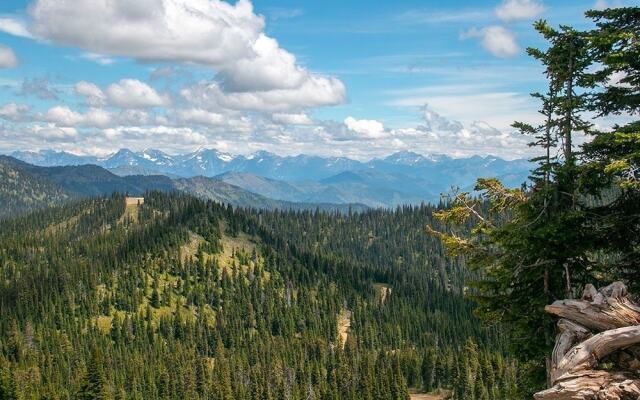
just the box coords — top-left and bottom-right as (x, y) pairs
(535, 282), (640, 399)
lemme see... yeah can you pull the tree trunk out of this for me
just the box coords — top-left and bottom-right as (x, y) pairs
(534, 282), (640, 399)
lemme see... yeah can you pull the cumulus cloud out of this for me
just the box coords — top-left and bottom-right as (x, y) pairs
(75, 81), (107, 107)
(423, 106), (464, 132)
(43, 106), (84, 126)
(102, 126), (208, 147)
(0, 99), (544, 160)
(181, 78), (345, 112)
(20, 0), (345, 110)
(106, 79), (169, 109)
(0, 45), (18, 68)
(75, 79), (169, 109)
(117, 110), (152, 126)
(0, 103), (30, 121)
(177, 108), (225, 126)
(31, 125), (79, 141)
(19, 78), (59, 99)
(461, 26), (519, 58)
(28, 0), (261, 67)
(43, 106), (112, 128)
(344, 117), (388, 139)
(495, 0), (544, 21)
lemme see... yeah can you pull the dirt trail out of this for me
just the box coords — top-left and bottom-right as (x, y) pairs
(409, 389), (449, 400)
(337, 309), (351, 349)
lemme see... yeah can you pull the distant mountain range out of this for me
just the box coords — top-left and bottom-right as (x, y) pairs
(0, 156), (367, 219)
(8, 148), (532, 208)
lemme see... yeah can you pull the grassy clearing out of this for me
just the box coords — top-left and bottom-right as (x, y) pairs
(180, 232), (206, 263)
(93, 216), (263, 333)
(119, 197), (143, 225)
(219, 231), (256, 267)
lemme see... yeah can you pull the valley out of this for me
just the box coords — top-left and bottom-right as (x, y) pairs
(0, 191), (522, 399)
(1, 1), (635, 398)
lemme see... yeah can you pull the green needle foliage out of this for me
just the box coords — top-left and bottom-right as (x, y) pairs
(428, 6), (640, 392)
(0, 191), (524, 399)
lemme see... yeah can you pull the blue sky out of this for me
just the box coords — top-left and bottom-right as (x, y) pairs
(0, 0), (631, 159)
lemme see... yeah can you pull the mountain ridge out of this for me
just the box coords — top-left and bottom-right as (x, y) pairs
(0, 156), (368, 217)
(10, 148), (527, 179)
(8, 148), (532, 207)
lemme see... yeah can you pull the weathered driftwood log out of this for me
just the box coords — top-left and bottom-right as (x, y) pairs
(535, 282), (640, 400)
(545, 282), (640, 331)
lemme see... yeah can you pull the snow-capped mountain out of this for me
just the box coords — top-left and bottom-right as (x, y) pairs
(8, 148), (532, 207)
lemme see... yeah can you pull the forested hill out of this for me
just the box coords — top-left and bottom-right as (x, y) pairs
(0, 156), (75, 217)
(0, 192), (522, 399)
(0, 156), (367, 219)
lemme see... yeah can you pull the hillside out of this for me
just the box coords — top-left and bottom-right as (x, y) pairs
(215, 171), (427, 208)
(176, 176), (368, 213)
(0, 157), (367, 219)
(10, 149), (532, 207)
(0, 156), (74, 218)
(0, 192), (523, 398)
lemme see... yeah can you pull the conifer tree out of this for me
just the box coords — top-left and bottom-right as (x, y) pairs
(77, 347), (110, 400)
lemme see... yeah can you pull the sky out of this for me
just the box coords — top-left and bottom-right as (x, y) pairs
(0, 0), (632, 160)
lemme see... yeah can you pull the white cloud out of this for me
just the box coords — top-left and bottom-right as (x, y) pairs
(461, 26), (519, 58)
(43, 106), (112, 127)
(386, 85), (540, 130)
(0, 103), (30, 121)
(80, 53), (116, 66)
(43, 106), (84, 126)
(344, 117), (388, 138)
(117, 110), (151, 126)
(19, 78), (58, 99)
(272, 113), (313, 125)
(181, 77), (345, 112)
(31, 125), (79, 141)
(75, 81), (107, 107)
(423, 106), (464, 132)
(101, 126), (208, 147)
(84, 108), (113, 127)
(177, 108), (225, 126)
(0, 18), (32, 38)
(0, 45), (18, 68)
(23, 0), (345, 111)
(0, 101), (546, 160)
(28, 0), (261, 67)
(495, 0), (544, 21)
(106, 79), (169, 109)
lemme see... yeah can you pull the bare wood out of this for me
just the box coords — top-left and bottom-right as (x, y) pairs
(534, 370), (640, 400)
(553, 325), (640, 380)
(549, 319), (590, 383)
(545, 283), (640, 332)
(535, 282), (640, 399)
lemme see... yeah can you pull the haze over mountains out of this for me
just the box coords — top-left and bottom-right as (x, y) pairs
(9, 148), (532, 208)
